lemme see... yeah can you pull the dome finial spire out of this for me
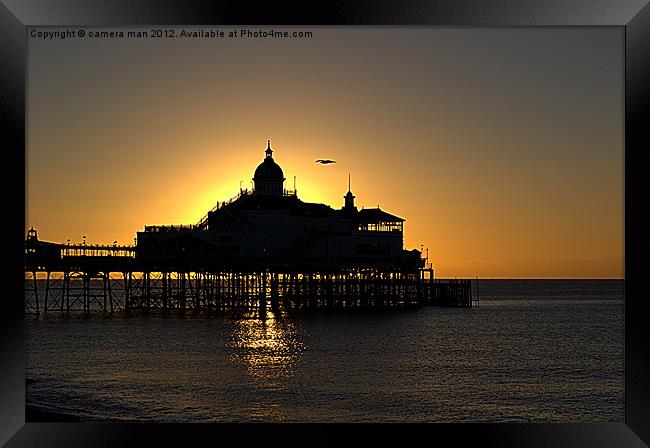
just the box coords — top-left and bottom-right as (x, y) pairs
(265, 139), (273, 158)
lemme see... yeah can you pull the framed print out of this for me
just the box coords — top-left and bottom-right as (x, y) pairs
(1, 0), (649, 446)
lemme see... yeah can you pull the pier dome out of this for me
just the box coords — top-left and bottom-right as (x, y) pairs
(253, 140), (285, 195)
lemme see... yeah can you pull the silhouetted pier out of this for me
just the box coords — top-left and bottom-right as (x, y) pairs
(25, 241), (476, 315)
(25, 143), (479, 315)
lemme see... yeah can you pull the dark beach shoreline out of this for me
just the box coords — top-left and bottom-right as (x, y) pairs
(26, 404), (81, 422)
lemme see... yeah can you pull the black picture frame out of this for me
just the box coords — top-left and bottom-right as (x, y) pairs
(1, 1), (648, 446)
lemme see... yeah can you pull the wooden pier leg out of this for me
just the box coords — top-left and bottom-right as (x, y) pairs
(345, 272), (350, 306)
(228, 272), (237, 309)
(241, 273), (246, 310)
(307, 273), (315, 309)
(324, 273), (332, 308)
(162, 272), (168, 312)
(227, 272), (231, 310)
(223, 272), (228, 310)
(124, 272), (131, 314)
(294, 274), (300, 309)
(180, 272), (186, 314)
(83, 273), (89, 315)
(193, 272), (200, 312)
(285, 273), (293, 310)
(228, 272), (233, 309)
(202, 273), (209, 313)
(32, 271), (40, 316)
(211, 273), (216, 311)
(242, 273), (246, 310)
(342, 273), (347, 305)
(292, 274), (299, 309)
(344, 271), (350, 308)
(297, 273), (302, 309)
(244, 273), (249, 310)
(233, 272), (239, 310)
(259, 272), (267, 316)
(108, 273), (114, 314)
(288, 273), (293, 308)
(44, 272), (50, 314)
(144, 272), (151, 312)
(103, 273), (108, 313)
(215, 272), (220, 311)
(245, 273), (250, 309)
(203, 272), (209, 311)
(63, 272), (69, 314)
(279, 273), (285, 309)
(216, 273), (222, 310)
(270, 272), (279, 312)
(225, 273), (229, 309)
(360, 271), (368, 308)
(302, 273), (308, 309)
(212, 273), (217, 312)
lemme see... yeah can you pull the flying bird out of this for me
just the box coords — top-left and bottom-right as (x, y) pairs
(315, 159), (336, 164)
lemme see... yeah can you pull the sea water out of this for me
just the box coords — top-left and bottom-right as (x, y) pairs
(25, 279), (624, 422)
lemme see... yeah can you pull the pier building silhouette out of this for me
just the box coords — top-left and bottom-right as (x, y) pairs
(25, 141), (475, 314)
(137, 141), (421, 272)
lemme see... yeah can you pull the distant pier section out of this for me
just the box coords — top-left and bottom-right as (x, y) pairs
(25, 141), (477, 314)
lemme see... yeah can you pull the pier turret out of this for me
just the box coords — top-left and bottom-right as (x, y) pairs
(342, 174), (357, 216)
(27, 226), (38, 242)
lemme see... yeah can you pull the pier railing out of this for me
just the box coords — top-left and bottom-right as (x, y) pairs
(60, 244), (135, 258)
(193, 188), (297, 230)
(194, 189), (252, 230)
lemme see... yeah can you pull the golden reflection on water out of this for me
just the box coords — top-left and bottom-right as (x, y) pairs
(230, 310), (305, 420)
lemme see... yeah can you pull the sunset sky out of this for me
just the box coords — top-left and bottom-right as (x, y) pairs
(27, 27), (623, 278)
